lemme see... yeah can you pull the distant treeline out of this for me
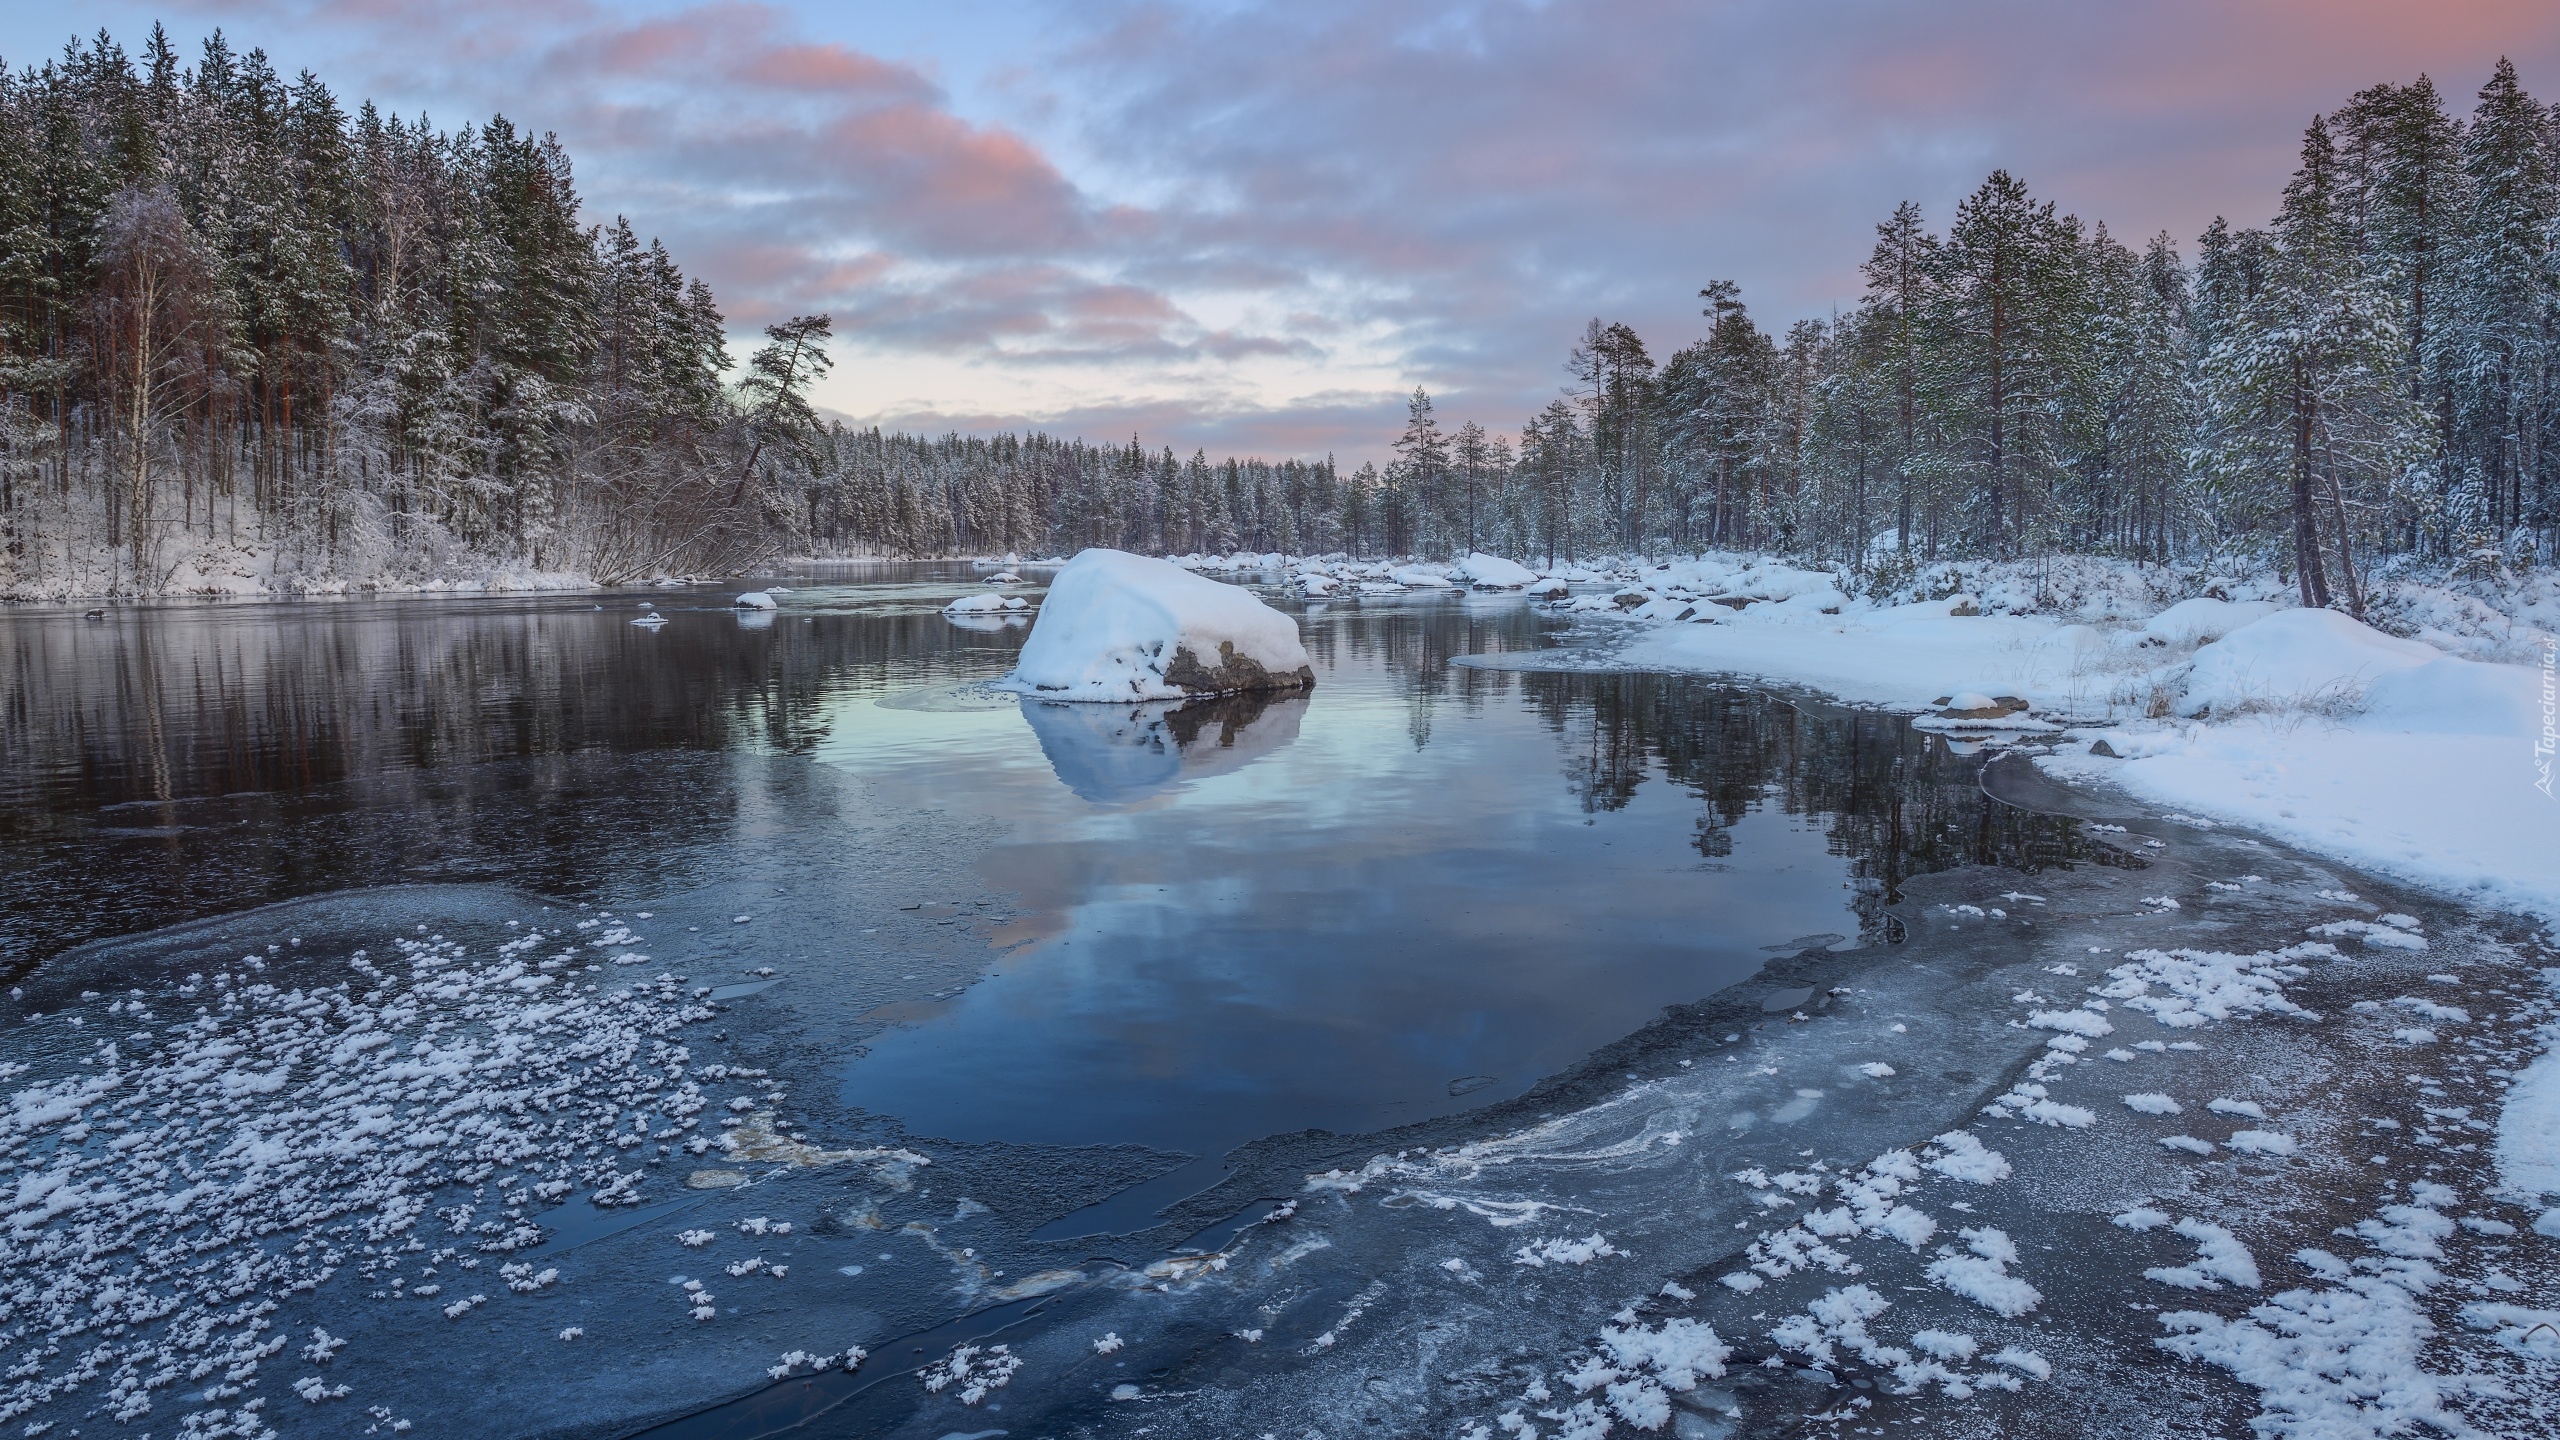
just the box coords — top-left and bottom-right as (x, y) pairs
(832, 59), (2560, 610)
(7, 30), (2557, 603)
(1379, 61), (2560, 610)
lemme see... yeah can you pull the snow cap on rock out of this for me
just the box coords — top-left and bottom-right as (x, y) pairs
(1452, 553), (1537, 589)
(1004, 548), (1314, 701)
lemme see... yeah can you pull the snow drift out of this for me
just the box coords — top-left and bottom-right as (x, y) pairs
(2176, 608), (2438, 717)
(1004, 548), (1315, 702)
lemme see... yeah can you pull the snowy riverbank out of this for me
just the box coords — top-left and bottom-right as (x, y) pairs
(1447, 551), (2560, 932)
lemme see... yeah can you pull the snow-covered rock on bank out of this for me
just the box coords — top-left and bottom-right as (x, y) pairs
(1451, 552), (1537, 589)
(1002, 548), (1314, 702)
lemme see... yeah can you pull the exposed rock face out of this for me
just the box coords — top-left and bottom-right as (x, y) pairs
(1162, 639), (1316, 696)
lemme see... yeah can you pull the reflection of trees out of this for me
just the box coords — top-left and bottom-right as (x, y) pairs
(1300, 599), (1562, 753)
(2, 603), (1017, 818)
(0, 596), (1029, 972)
(1516, 672), (2126, 936)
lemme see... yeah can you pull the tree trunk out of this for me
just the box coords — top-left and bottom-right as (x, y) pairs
(2290, 364), (2331, 609)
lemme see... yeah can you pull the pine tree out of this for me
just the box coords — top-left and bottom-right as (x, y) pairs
(1923, 170), (2092, 558)
(2450, 58), (2556, 543)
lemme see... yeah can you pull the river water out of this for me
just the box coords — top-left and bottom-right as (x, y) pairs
(0, 561), (2099, 1438)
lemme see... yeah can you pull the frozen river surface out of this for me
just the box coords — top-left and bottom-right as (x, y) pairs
(0, 563), (2220, 1439)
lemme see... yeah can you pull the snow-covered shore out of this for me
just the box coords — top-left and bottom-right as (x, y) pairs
(1453, 552), (2558, 931)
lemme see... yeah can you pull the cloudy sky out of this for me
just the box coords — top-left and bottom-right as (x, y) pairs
(12, 1), (2560, 462)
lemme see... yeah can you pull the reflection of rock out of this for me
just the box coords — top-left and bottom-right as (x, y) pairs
(1019, 688), (1306, 803)
(944, 611), (1031, 634)
(734, 608), (775, 631)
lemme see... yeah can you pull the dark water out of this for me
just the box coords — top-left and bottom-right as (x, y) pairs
(1, 564), (2095, 1180)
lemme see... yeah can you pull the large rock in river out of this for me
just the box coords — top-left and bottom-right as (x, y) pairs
(1003, 548), (1315, 702)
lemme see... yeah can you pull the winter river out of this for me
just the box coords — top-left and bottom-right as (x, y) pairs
(0, 562), (2149, 1439)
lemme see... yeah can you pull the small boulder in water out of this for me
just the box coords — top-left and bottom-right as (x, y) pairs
(733, 591), (778, 610)
(1931, 691), (2029, 720)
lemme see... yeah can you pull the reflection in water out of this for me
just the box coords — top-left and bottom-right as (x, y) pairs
(943, 611), (1031, 634)
(1017, 689), (1307, 804)
(1512, 673), (2127, 935)
(0, 573), (1025, 974)
(845, 658), (2115, 1158)
(2, 567), (2117, 1171)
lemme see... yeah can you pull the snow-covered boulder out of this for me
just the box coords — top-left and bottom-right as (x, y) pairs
(1933, 690), (2027, 720)
(1451, 553), (1537, 589)
(1003, 548), (1314, 701)
(733, 591), (778, 610)
(1523, 576), (1569, 598)
(1390, 565), (1454, 588)
(2177, 608), (2439, 717)
(2143, 597), (2278, 646)
(945, 592), (1011, 614)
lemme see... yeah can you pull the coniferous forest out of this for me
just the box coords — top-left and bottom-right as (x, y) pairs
(4, 29), (2558, 602)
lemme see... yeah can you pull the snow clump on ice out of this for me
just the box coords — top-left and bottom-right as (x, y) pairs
(0, 924), (745, 1433)
(1925, 1227), (2043, 1318)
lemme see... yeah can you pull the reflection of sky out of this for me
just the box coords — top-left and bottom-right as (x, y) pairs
(821, 597), (1855, 1157)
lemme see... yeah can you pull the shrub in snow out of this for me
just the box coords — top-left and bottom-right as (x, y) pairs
(1003, 549), (1313, 701)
